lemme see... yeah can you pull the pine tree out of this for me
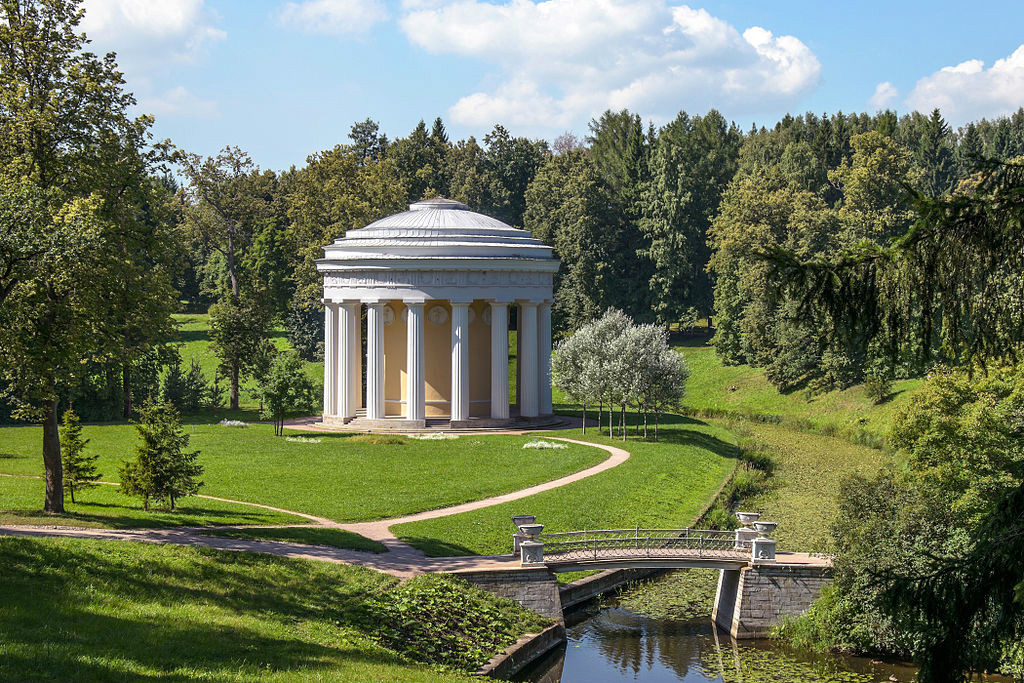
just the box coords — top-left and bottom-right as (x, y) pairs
(59, 408), (100, 503)
(119, 402), (203, 511)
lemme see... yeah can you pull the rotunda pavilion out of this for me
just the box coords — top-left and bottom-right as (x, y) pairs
(318, 197), (560, 429)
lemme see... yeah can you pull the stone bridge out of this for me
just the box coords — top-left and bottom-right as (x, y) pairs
(488, 514), (833, 639)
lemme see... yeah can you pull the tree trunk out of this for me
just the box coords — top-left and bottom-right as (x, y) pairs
(621, 406), (626, 441)
(42, 399), (64, 513)
(643, 410), (648, 438)
(227, 230), (240, 300)
(581, 402), (586, 434)
(229, 362), (240, 410)
(122, 360), (132, 419)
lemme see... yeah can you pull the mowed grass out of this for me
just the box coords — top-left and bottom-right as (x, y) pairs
(0, 476), (304, 528)
(393, 414), (738, 557)
(198, 526), (387, 553)
(0, 424), (604, 524)
(673, 334), (920, 444)
(0, 535), (505, 683)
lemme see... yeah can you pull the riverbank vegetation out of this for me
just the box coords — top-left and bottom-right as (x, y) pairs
(0, 535), (542, 681)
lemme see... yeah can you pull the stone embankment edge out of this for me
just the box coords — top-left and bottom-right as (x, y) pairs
(473, 623), (565, 680)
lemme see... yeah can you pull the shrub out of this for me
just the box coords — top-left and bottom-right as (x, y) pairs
(522, 440), (568, 450)
(359, 574), (549, 672)
(864, 373), (892, 404)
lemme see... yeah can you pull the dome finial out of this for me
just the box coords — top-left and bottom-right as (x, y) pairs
(409, 196), (469, 211)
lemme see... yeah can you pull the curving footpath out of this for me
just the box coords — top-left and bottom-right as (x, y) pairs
(0, 437), (630, 578)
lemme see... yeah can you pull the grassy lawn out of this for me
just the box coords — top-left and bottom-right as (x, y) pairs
(673, 334), (920, 445)
(393, 414), (738, 557)
(0, 424), (605, 524)
(0, 476), (304, 528)
(197, 526), (388, 553)
(0, 535), (545, 683)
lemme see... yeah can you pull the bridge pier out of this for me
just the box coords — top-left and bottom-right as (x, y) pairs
(713, 560), (832, 638)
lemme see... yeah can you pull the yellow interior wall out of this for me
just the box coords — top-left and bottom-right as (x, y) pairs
(468, 300), (492, 417)
(424, 300), (452, 417)
(383, 301), (406, 417)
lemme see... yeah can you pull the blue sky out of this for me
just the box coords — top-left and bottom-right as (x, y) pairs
(80, 0), (1024, 172)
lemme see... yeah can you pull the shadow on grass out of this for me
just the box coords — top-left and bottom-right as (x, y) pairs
(174, 328), (210, 344)
(0, 452), (29, 460)
(198, 527), (388, 553)
(2, 501), (284, 529)
(0, 537), (406, 681)
(395, 536), (482, 558)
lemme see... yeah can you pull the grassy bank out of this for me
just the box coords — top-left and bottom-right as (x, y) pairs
(0, 425), (603, 525)
(0, 535), (546, 682)
(617, 419), (890, 620)
(393, 414), (738, 557)
(668, 334), (919, 447)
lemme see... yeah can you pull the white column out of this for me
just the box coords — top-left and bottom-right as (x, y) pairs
(337, 302), (359, 419)
(406, 301), (425, 421)
(490, 302), (510, 420)
(352, 304), (362, 412)
(450, 302), (470, 422)
(519, 302), (539, 418)
(366, 302), (385, 420)
(322, 301), (338, 418)
(538, 301), (553, 415)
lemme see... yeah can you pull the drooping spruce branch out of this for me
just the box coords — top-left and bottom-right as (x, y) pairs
(753, 158), (1024, 371)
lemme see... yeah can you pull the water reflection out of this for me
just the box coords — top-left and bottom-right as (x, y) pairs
(516, 606), (919, 683)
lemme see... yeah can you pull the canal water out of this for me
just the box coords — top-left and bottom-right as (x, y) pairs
(516, 604), (919, 683)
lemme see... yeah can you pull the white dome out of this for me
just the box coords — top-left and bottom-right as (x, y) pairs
(321, 197), (556, 262)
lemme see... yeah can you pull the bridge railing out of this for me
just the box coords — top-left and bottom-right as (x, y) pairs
(536, 528), (750, 563)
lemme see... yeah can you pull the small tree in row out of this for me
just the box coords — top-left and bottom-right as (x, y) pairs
(119, 402), (203, 511)
(552, 309), (689, 440)
(59, 409), (101, 503)
(255, 351), (319, 436)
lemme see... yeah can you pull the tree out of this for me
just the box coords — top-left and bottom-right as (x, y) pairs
(641, 110), (741, 323)
(119, 401), (203, 511)
(208, 297), (276, 410)
(255, 351), (319, 436)
(0, 0), (158, 513)
(59, 408), (100, 503)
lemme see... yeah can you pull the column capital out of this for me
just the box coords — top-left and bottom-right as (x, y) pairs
(403, 298), (427, 307)
(516, 299), (539, 308)
(450, 299), (473, 307)
(489, 299), (513, 306)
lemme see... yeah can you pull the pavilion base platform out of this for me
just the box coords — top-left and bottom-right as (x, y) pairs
(305, 410), (567, 433)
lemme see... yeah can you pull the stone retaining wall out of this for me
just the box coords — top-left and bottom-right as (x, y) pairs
(715, 564), (833, 638)
(457, 568), (564, 622)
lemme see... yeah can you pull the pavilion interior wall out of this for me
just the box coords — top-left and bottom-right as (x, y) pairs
(467, 300), (491, 417)
(382, 300), (407, 417)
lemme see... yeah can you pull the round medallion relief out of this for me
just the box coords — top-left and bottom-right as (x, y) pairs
(482, 307), (492, 325)
(382, 305), (395, 325)
(427, 305), (449, 325)
(467, 307), (476, 324)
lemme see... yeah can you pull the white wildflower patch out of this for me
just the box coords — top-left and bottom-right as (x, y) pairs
(522, 439), (568, 450)
(408, 432), (459, 440)
(285, 436), (322, 444)
(218, 419), (247, 428)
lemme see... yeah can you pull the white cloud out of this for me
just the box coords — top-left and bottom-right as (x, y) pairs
(904, 45), (1024, 124)
(399, 1), (821, 129)
(279, 0), (388, 35)
(81, 0), (225, 69)
(137, 86), (220, 119)
(868, 81), (898, 110)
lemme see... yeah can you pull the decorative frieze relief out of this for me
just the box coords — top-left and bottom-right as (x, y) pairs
(324, 269), (553, 289)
